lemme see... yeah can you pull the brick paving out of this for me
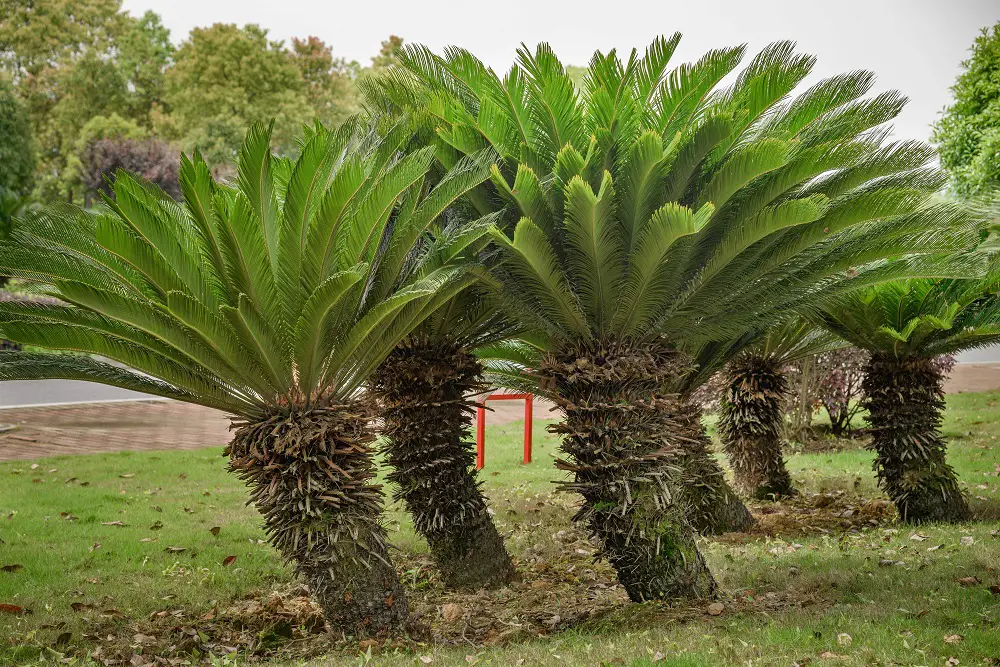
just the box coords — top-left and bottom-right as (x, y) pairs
(0, 400), (232, 461)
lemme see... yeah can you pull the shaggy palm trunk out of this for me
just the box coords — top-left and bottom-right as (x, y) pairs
(372, 337), (515, 590)
(862, 356), (970, 523)
(540, 341), (716, 602)
(718, 354), (796, 499)
(672, 396), (756, 534)
(226, 405), (407, 637)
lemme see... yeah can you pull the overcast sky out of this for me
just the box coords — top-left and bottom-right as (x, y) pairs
(121, 0), (999, 144)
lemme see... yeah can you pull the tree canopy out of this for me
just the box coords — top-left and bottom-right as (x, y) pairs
(933, 22), (1000, 198)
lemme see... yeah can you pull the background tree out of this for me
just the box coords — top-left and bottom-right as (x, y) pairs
(0, 120), (490, 635)
(933, 22), (1000, 197)
(156, 24), (313, 168)
(290, 36), (360, 128)
(81, 137), (179, 201)
(0, 79), (35, 197)
(813, 261), (1000, 523)
(0, 1), (172, 202)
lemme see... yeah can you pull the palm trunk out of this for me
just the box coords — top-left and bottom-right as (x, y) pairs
(541, 341), (716, 602)
(862, 356), (969, 523)
(226, 404), (408, 637)
(673, 397), (756, 534)
(718, 354), (796, 499)
(373, 337), (515, 590)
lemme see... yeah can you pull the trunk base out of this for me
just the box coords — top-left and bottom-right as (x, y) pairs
(675, 399), (756, 534)
(542, 341), (717, 601)
(374, 337), (515, 590)
(226, 405), (408, 637)
(862, 356), (970, 524)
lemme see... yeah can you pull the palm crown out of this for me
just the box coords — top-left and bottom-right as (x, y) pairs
(0, 119), (492, 417)
(814, 260), (1000, 359)
(363, 36), (981, 350)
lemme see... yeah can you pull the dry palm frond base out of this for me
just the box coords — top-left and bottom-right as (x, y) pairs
(70, 492), (901, 666)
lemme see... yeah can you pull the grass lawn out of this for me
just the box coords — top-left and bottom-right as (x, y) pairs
(1, 391), (999, 666)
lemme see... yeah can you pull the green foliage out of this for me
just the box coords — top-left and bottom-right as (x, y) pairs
(933, 22), (1000, 197)
(814, 258), (1000, 359)
(290, 35), (361, 129)
(364, 36), (985, 355)
(0, 119), (492, 417)
(0, 79), (34, 195)
(1, 0), (172, 201)
(156, 24), (313, 167)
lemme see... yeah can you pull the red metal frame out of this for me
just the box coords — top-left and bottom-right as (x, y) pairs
(475, 392), (534, 469)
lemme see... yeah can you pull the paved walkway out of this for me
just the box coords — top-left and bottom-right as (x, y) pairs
(0, 400), (233, 461)
(0, 363), (995, 462)
(0, 396), (559, 461)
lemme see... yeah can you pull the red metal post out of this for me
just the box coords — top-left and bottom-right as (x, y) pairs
(476, 403), (486, 469)
(523, 394), (533, 464)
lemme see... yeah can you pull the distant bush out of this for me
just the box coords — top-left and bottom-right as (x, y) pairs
(81, 137), (180, 201)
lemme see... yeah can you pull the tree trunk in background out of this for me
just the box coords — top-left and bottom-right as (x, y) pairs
(541, 341), (716, 602)
(719, 354), (796, 499)
(672, 397), (756, 534)
(373, 337), (515, 590)
(226, 405), (408, 637)
(862, 356), (970, 524)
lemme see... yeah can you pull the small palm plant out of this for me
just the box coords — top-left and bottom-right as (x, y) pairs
(0, 120), (491, 635)
(363, 36), (979, 596)
(709, 320), (845, 499)
(813, 263), (1000, 523)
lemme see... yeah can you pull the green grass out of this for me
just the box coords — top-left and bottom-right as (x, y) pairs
(2, 392), (999, 666)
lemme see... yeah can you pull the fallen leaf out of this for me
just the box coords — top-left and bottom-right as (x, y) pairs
(133, 633), (156, 645)
(960, 536), (975, 546)
(652, 652), (666, 663)
(956, 576), (981, 587)
(221, 555), (237, 567)
(89, 543), (101, 552)
(944, 634), (964, 644)
(164, 546), (187, 553)
(140, 537), (158, 543)
(706, 602), (725, 616)
(101, 609), (123, 618)
(1, 564), (23, 573)
(209, 526), (220, 536)
(54, 631), (71, 646)
(819, 651), (843, 659)
(441, 603), (464, 622)
(70, 602), (95, 612)
(0, 603), (27, 614)
(837, 633), (852, 647)
(101, 521), (126, 527)
(990, 585), (1000, 596)
(419, 656), (433, 664)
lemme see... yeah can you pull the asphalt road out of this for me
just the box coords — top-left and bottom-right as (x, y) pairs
(0, 380), (156, 408)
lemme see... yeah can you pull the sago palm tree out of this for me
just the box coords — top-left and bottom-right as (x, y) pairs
(812, 260), (1000, 523)
(362, 36), (980, 595)
(0, 119), (493, 636)
(708, 320), (845, 499)
(371, 259), (518, 590)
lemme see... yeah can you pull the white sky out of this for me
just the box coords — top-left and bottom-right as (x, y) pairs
(122, 0), (1000, 144)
